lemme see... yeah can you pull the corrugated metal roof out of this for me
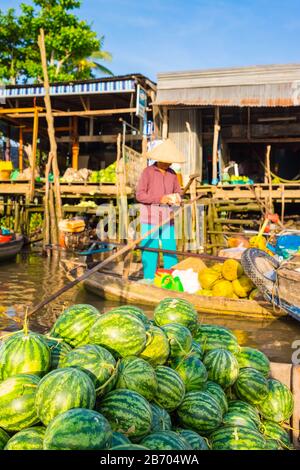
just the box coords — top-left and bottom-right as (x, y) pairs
(156, 64), (300, 107)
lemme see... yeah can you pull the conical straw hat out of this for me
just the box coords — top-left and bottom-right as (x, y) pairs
(146, 138), (186, 164)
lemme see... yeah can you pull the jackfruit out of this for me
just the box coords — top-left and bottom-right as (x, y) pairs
(198, 268), (221, 290)
(222, 259), (244, 281)
(232, 275), (254, 298)
(211, 263), (223, 273)
(249, 288), (260, 300)
(197, 289), (213, 297)
(212, 280), (234, 298)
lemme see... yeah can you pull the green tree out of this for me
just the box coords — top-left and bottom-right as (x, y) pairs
(0, 0), (112, 84)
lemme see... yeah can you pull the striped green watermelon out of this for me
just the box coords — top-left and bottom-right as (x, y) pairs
(89, 311), (147, 358)
(110, 432), (131, 448)
(170, 355), (208, 392)
(150, 403), (172, 432)
(153, 366), (185, 412)
(174, 428), (210, 450)
(140, 431), (192, 450)
(190, 340), (204, 360)
(203, 381), (228, 414)
(194, 324), (239, 355)
(98, 389), (152, 442)
(49, 304), (100, 348)
(261, 420), (292, 450)
(106, 306), (150, 329)
(59, 344), (117, 396)
(225, 401), (261, 430)
(4, 427), (45, 450)
(258, 379), (294, 423)
(111, 444), (149, 450)
(43, 408), (112, 450)
(0, 374), (40, 431)
(154, 298), (198, 334)
(264, 439), (283, 450)
(210, 425), (267, 450)
(234, 367), (269, 405)
(161, 323), (193, 359)
(44, 337), (72, 370)
(177, 391), (223, 435)
(236, 347), (270, 377)
(0, 331), (51, 379)
(0, 428), (10, 450)
(116, 356), (157, 401)
(139, 326), (170, 366)
(35, 367), (96, 425)
(203, 349), (239, 389)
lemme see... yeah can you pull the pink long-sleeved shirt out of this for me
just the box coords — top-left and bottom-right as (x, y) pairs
(136, 164), (182, 225)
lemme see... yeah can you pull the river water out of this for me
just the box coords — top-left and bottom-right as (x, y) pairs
(1, 249), (300, 364)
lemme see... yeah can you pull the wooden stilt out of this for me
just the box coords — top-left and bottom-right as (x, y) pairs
(29, 107), (39, 201)
(19, 128), (24, 172)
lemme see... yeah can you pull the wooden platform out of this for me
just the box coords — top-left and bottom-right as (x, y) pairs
(59, 183), (133, 197)
(197, 183), (300, 202)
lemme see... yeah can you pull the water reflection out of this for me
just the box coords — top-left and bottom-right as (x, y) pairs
(0, 250), (299, 363)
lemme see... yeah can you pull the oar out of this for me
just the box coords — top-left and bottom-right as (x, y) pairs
(28, 174), (201, 316)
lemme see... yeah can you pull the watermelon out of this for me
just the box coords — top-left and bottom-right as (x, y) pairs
(111, 444), (149, 450)
(194, 324), (239, 355)
(59, 344), (117, 396)
(44, 337), (72, 370)
(203, 381), (228, 414)
(264, 439), (283, 450)
(107, 306), (150, 329)
(0, 428), (10, 450)
(258, 379), (294, 423)
(49, 304), (100, 348)
(234, 367), (269, 405)
(4, 427), (45, 450)
(116, 356), (157, 401)
(0, 374), (40, 431)
(170, 355), (208, 392)
(110, 432), (131, 448)
(43, 408), (112, 450)
(236, 347), (270, 377)
(153, 366), (185, 412)
(89, 311), (147, 358)
(98, 389), (152, 442)
(161, 323), (193, 359)
(190, 340), (204, 360)
(139, 326), (170, 366)
(0, 331), (51, 379)
(35, 367), (96, 425)
(150, 403), (172, 432)
(177, 391), (223, 435)
(174, 428), (210, 450)
(210, 425), (267, 450)
(225, 400), (261, 430)
(261, 420), (292, 450)
(140, 431), (192, 450)
(154, 298), (198, 334)
(203, 349), (239, 389)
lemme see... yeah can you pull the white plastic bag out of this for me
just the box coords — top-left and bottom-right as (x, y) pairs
(172, 269), (200, 294)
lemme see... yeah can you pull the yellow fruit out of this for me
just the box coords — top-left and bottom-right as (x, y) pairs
(211, 263), (223, 273)
(197, 289), (213, 297)
(249, 288), (260, 300)
(231, 293), (240, 300)
(232, 275), (254, 298)
(198, 268), (221, 290)
(222, 259), (244, 281)
(212, 280), (234, 298)
(249, 236), (267, 250)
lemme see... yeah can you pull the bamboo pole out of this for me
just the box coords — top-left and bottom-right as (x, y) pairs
(38, 28), (62, 224)
(212, 107), (220, 184)
(19, 128), (23, 172)
(265, 144), (273, 214)
(72, 116), (79, 170)
(29, 107), (39, 201)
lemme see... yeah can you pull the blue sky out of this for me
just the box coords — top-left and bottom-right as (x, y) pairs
(2, 0), (300, 81)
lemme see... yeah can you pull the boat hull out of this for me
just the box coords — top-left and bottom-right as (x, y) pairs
(0, 236), (24, 261)
(84, 272), (285, 320)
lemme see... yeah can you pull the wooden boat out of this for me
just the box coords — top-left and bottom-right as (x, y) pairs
(0, 235), (24, 262)
(82, 262), (285, 320)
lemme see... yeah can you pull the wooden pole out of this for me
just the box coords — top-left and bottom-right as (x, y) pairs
(38, 28), (62, 224)
(72, 116), (79, 170)
(29, 107), (39, 201)
(265, 144), (273, 214)
(19, 128), (23, 172)
(162, 107), (168, 139)
(212, 107), (220, 184)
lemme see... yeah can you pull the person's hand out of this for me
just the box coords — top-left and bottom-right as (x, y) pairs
(160, 195), (171, 204)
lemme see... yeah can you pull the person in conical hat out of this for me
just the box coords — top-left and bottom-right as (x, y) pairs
(136, 138), (185, 281)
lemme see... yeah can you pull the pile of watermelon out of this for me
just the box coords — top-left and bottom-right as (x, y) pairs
(0, 299), (295, 451)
